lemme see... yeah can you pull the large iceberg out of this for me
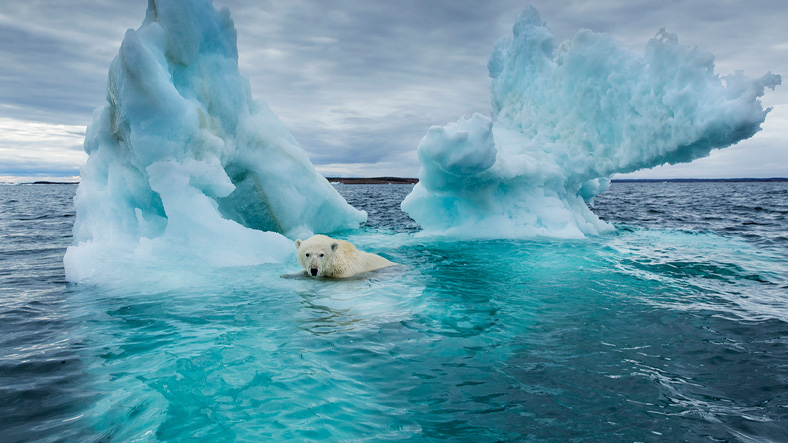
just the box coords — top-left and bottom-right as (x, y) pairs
(64, 0), (365, 282)
(402, 7), (781, 239)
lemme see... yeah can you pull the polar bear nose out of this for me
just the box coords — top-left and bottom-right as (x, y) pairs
(310, 267), (318, 277)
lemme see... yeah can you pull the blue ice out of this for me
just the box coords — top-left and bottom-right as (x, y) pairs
(402, 7), (780, 238)
(64, 0), (365, 282)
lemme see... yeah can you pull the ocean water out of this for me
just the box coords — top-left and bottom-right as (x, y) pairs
(1, 182), (787, 442)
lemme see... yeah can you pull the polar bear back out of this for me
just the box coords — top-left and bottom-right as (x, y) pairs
(333, 242), (394, 278)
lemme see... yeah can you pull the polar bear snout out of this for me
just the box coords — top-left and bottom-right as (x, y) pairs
(309, 267), (319, 277)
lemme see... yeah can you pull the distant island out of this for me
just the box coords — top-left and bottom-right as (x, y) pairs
(327, 177), (788, 184)
(26, 181), (80, 185)
(326, 177), (419, 184)
(610, 177), (788, 183)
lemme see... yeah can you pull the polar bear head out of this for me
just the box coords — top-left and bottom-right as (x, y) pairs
(295, 234), (340, 277)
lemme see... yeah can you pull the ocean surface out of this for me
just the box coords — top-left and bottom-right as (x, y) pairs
(1, 181), (787, 442)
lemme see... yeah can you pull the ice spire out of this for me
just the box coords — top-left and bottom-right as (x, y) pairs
(65, 0), (365, 281)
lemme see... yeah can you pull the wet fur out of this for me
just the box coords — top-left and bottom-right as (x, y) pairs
(295, 235), (394, 278)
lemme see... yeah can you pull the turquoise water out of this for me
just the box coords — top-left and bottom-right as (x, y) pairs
(2, 182), (788, 441)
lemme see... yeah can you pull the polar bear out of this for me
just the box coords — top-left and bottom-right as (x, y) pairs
(295, 234), (395, 278)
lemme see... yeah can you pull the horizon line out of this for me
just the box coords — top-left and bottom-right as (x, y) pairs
(7, 177), (788, 186)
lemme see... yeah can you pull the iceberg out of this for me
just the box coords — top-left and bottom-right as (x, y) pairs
(64, 0), (365, 282)
(402, 7), (781, 239)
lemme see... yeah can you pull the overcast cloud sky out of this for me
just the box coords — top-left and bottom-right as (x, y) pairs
(1, 0), (786, 182)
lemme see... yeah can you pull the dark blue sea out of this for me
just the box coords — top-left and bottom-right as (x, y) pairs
(2, 182), (787, 442)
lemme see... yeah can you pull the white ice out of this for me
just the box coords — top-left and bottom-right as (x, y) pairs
(64, 0), (365, 282)
(402, 7), (781, 239)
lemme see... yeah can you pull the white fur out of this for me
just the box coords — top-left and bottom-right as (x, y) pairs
(295, 234), (394, 278)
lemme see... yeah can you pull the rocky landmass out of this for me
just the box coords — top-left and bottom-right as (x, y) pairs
(326, 177), (418, 184)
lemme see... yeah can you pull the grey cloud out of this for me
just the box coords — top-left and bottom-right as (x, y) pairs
(1, 0), (785, 179)
(226, 0), (786, 177)
(222, 0), (523, 175)
(0, 1), (141, 124)
(290, 109), (434, 166)
(0, 160), (80, 178)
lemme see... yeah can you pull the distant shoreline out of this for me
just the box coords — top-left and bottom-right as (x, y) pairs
(22, 181), (80, 185)
(609, 177), (788, 183)
(325, 177), (419, 185)
(326, 177), (788, 184)
(9, 177), (788, 186)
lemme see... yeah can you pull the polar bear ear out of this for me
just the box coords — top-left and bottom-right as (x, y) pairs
(330, 242), (338, 252)
(295, 239), (302, 249)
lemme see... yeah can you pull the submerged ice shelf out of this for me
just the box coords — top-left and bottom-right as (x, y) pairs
(402, 7), (781, 239)
(64, 0), (365, 282)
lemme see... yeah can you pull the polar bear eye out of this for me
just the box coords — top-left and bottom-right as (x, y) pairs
(305, 253), (310, 257)
(319, 253), (325, 258)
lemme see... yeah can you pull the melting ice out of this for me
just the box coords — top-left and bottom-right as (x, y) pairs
(65, 2), (782, 282)
(402, 7), (781, 238)
(64, 0), (365, 282)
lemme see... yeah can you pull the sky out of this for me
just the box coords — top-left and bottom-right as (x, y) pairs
(1, 0), (786, 183)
